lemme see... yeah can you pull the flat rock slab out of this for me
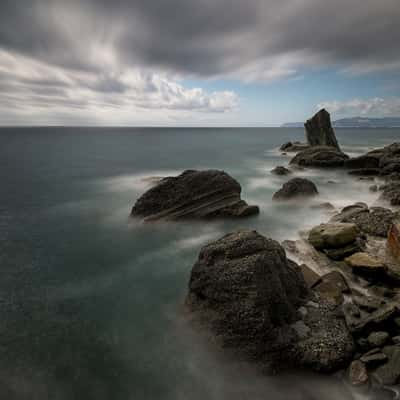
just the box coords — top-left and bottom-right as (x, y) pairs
(290, 146), (349, 168)
(345, 252), (387, 280)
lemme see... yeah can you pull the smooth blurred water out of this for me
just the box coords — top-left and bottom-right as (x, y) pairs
(0, 127), (399, 399)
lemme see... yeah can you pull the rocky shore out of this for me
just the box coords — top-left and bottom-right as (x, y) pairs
(131, 109), (400, 398)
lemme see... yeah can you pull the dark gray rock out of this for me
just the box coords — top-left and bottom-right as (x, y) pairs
(131, 169), (259, 221)
(360, 351), (388, 368)
(353, 296), (387, 313)
(305, 109), (341, 150)
(344, 154), (381, 170)
(186, 230), (309, 371)
(272, 178), (318, 200)
(271, 166), (291, 175)
(311, 271), (350, 305)
(348, 168), (381, 176)
(290, 146), (349, 168)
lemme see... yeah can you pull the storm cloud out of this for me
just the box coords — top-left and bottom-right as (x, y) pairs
(0, 0), (399, 123)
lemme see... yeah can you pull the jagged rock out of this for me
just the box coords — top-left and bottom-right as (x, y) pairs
(280, 141), (310, 153)
(290, 146), (349, 168)
(305, 109), (341, 150)
(368, 332), (390, 347)
(348, 360), (369, 386)
(271, 166), (291, 175)
(309, 223), (359, 250)
(345, 253), (387, 280)
(380, 181), (400, 206)
(348, 303), (399, 335)
(388, 221), (400, 263)
(300, 264), (321, 288)
(353, 296), (387, 313)
(373, 346), (400, 385)
(131, 169), (259, 221)
(312, 271), (350, 305)
(186, 230), (309, 371)
(272, 178), (318, 200)
(330, 205), (398, 238)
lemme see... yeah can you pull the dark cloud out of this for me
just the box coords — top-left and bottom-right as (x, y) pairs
(0, 0), (399, 78)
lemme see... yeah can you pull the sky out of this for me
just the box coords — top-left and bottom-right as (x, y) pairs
(0, 0), (400, 126)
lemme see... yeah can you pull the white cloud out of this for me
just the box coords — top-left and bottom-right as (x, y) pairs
(317, 97), (400, 118)
(0, 49), (238, 125)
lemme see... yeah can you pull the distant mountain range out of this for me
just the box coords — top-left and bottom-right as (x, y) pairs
(282, 117), (400, 128)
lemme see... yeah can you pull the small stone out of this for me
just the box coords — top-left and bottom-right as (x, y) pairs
(353, 296), (387, 313)
(369, 185), (378, 192)
(271, 166), (291, 176)
(368, 331), (390, 347)
(393, 336), (400, 345)
(373, 346), (400, 385)
(300, 264), (320, 288)
(348, 360), (369, 386)
(360, 352), (388, 368)
(291, 320), (311, 339)
(312, 271), (350, 305)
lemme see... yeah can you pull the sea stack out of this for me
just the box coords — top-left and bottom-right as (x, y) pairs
(305, 109), (341, 150)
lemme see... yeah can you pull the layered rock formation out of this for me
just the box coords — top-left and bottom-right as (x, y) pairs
(131, 169), (259, 221)
(304, 109), (341, 150)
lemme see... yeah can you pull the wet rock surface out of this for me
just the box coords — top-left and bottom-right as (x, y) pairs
(131, 169), (259, 221)
(273, 178), (318, 200)
(290, 146), (350, 168)
(280, 141), (310, 153)
(271, 165), (291, 175)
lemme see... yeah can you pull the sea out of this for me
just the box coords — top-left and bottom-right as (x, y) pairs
(0, 127), (399, 400)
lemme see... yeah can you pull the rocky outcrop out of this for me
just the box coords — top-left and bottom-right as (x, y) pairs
(186, 230), (354, 373)
(304, 109), (341, 150)
(344, 142), (400, 177)
(290, 146), (349, 168)
(272, 178), (318, 200)
(186, 230), (309, 371)
(330, 203), (399, 238)
(131, 169), (259, 221)
(271, 166), (291, 175)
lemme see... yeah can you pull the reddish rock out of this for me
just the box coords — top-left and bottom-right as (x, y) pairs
(388, 221), (400, 262)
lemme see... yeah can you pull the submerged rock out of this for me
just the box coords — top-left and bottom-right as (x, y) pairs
(290, 146), (349, 168)
(271, 166), (291, 175)
(280, 141), (310, 153)
(186, 230), (308, 371)
(380, 181), (400, 206)
(131, 169), (259, 221)
(272, 177), (318, 200)
(305, 109), (341, 150)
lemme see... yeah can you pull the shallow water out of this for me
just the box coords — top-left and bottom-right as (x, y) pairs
(0, 127), (399, 399)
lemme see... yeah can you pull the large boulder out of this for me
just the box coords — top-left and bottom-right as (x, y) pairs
(272, 177), (318, 200)
(290, 146), (349, 168)
(131, 169), (259, 221)
(304, 109), (341, 150)
(330, 204), (398, 238)
(186, 230), (309, 370)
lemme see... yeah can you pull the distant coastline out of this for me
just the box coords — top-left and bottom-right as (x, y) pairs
(282, 116), (400, 128)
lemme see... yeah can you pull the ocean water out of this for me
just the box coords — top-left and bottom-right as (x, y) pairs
(0, 127), (399, 400)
